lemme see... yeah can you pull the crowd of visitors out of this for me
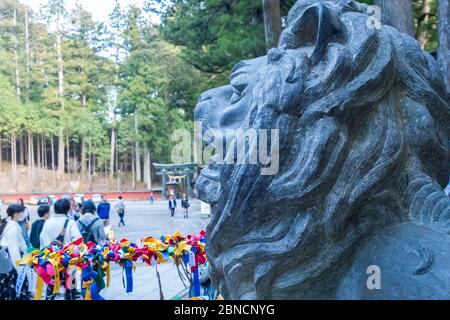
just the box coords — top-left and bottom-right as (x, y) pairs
(0, 191), (197, 300)
(0, 194), (116, 300)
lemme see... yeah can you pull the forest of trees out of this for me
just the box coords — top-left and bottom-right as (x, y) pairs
(0, 0), (447, 193)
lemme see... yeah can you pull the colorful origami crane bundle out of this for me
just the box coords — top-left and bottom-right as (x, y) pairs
(15, 230), (207, 300)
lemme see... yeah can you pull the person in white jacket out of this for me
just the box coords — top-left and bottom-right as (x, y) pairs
(0, 204), (31, 300)
(39, 199), (82, 250)
(39, 198), (82, 300)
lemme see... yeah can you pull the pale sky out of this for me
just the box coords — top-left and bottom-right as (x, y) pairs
(20, 0), (157, 24)
(20, 0), (160, 59)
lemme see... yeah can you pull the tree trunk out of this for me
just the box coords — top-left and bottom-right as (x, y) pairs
(30, 133), (35, 178)
(13, 7), (21, 99)
(376, 0), (415, 37)
(56, 10), (65, 175)
(144, 143), (149, 190)
(25, 7), (30, 101)
(37, 135), (41, 175)
(19, 135), (24, 165)
(110, 127), (116, 179)
(438, 0), (450, 93)
(81, 138), (86, 177)
(416, 0), (431, 48)
(105, 160), (109, 191)
(66, 133), (70, 176)
(42, 136), (45, 169)
(115, 131), (119, 180)
(12, 5), (22, 185)
(93, 154), (96, 181)
(134, 114), (141, 183)
(132, 149), (135, 190)
(28, 132), (32, 179)
(51, 136), (55, 185)
(80, 95), (87, 177)
(43, 136), (47, 170)
(123, 153), (131, 172)
(73, 140), (77, 174)
(11, 133), (17, 185)
(144, 144), (152, 191)
(88, 136), (92, 191)
(262, 0), (282, 51)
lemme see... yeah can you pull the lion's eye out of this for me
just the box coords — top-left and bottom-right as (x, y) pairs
(230, 83), (247, 105)
(230, 92), (241, 105)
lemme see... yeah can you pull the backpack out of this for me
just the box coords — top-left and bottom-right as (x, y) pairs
(0, 220), (13, 274)
(80, 218), (99, 243)
(116, 202), (125, 215)
(51, 219), (69, 249)
(0, 246), (13, 274)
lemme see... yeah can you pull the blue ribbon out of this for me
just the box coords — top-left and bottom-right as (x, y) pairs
(182, 252), (190, 265)
(123, 260), (133, 293)
(161, 250), (170, 261)
(61, 253), (71, 268)
(81, 266), (99, 299)
(190, 247), (201, 297)
(193, 268), (201, 297)
(90, 281), (105, 300)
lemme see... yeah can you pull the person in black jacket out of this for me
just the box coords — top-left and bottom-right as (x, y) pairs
(181, 194), (190, 219)
(168, 195), (177, 218)
(29, 205), (50, 250)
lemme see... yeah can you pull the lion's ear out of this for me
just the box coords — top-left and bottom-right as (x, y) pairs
(280, 4), (347, 65)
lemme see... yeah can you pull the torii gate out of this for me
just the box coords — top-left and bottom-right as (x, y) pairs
(153, 163), (197, 199)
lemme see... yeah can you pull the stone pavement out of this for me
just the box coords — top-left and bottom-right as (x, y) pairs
(28, 199), (210, 300)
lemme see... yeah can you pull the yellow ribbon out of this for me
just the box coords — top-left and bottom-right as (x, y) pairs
(78, 243), (88, 256)
(174, 241), (191, 257)
(102, 247), (110, 259)
(156, 251), (167, 264)
(82, 280), (94, 300)
(42, 249), (51, 260)
(104, 262), (110, 288)
(48, 253), (61, 294)
(142, 237), (168, 252)
(16, 255), (38, 267)
(34, 276), (44, 300)
(16, 249), (40, 267)
(68, 257), (81, 266)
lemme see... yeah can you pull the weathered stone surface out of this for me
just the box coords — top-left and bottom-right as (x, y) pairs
(195, 0), (450, 300)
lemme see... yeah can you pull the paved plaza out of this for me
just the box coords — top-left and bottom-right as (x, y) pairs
(28, 199), (210, 300)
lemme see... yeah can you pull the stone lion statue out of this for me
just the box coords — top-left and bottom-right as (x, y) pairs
(195, 0), (450, 299)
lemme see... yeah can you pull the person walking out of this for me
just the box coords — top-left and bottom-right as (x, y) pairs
(16, 198), (31, 249)
(149, 193), (154, 204)
(0, 204), (31, 300)
(97, 195), (111, 227)
(77, 201), (106, 244)
(115, 196), (126, 227)
(168, 195), (177, 218)
(181, 194), (190, 219)
(29, 205), (50, 250)
(40, 199), (82, 300)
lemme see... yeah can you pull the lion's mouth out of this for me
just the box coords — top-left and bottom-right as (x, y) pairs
(200, 163), (220, 181)
(196, 154), (222, 205)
